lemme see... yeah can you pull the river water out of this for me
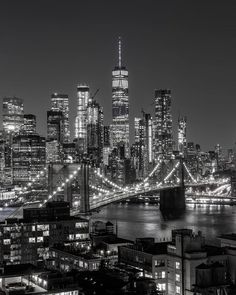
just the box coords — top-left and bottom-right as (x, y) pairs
(1, 204), (236, 241)
(91, 203), (236, 241)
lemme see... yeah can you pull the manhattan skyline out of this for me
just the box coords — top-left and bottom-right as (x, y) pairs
(1, 0), (236, 150)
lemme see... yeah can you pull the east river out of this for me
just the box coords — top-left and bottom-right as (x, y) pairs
(91, 203), (236, 241)
(1, 204), (236, 241)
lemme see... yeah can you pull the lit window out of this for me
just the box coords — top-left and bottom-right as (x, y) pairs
(3, 239), (11, 245)
(176, 274), (180, 282)
(37, 237), (44, 243)
(29, 237), (35, 243)
(176, 286), (181, 294)
(43, 231), (49, 236)
(157, 283), (166, 291)
(175, 261), (180, 269)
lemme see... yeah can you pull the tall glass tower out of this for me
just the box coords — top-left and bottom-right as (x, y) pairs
(3, 97), (24, 135)
(75, 85), (90, 153)
(178, 116), (187, 156)
(111, 37), (129, 157)
(51, 93), (70, 142)
(154, 89), (173, 160)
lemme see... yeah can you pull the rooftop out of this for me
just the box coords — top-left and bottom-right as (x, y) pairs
(219, 233), (236, 241)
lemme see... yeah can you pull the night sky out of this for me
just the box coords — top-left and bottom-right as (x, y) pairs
(1, 0), (236, 151)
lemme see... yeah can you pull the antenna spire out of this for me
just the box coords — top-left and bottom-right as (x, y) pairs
(118, 36), (122, 68)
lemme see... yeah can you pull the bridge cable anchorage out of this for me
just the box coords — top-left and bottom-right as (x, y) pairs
(5, 166), (48, 208)
(183, 162), (197, 183)
(39, 165), (81, 208)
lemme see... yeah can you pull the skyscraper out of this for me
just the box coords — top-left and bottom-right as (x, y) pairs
(51, 93), (70, 142)
(75, 85), (90, 154)
(111, 37), (129, 157)
(3, 97), (24, 135)
(87, 99), (104, 164)
(12, 134), (46, 185)
(47, 110), (64, 143)
(22, 114), (37, 135)
(154, 89), (173, 160)
(178, 116), (187, 156)
(134, 117), (142, 144)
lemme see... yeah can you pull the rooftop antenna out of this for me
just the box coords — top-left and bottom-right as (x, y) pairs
(118, 36), (122, 68)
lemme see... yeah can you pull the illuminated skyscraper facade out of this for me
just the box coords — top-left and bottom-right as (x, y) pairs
(12, 134), (46, 185)
(154, 89), (173, 160)
(178, 116), (187, 156)
(133, 113), (153, 178)
(87, 100), (104, 164)
(75, 85), (90, 154)
(51, 93), (70, 142)
(134, 117), (142, 144)
(22, 114), (37, 135)
(47, 110), (64, 143)
(3, 97), (24, 135)
(111, 38), (129, 157)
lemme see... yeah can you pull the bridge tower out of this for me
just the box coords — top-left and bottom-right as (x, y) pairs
(47, 163), (74, 206)
(80, 163), (90, 213)
(159, 158), (186, 212)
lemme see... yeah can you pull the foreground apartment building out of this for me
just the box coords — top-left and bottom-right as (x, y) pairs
(0, 202), (90, 265)
(119, 229), (236, 295)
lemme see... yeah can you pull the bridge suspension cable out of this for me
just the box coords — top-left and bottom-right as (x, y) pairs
(40, 165), (81, 207)
(143, 159), (163, 183)
(183, 162), (197, 183)
(94, 169), (128, 192)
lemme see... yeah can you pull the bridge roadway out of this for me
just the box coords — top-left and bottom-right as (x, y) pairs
(70, 180), (232, 215)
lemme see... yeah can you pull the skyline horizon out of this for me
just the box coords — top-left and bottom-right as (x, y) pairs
(1, 1), (236, 151)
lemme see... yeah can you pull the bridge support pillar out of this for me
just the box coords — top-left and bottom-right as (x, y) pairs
(64, 184), (72, 206)
(160, 158), (186, 213)
(80, 163), (90, 213)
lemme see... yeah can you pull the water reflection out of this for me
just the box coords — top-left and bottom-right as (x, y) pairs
(92, 203), (236, 241)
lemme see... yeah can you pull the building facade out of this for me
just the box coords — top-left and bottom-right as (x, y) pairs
(154, 89), (173, 160)
(178, 116), (187, 157)
(12, 134), (46, 184)
(51, 93), (70, 142)
(74, 85), (90, 154)
(111, 38), (129, 158)
(0, 202), (90, 266)
(3, 97), (24, 135)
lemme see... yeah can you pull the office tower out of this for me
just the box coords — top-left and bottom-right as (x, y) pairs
(22, 114), (37, 135)
(46, 140), (61, 163)
(3, 97), (24, 135)
(75, 85), (90, 154)
(143, 113), (153, 178)
(12, 134), (46, 184)
(178, 116), (187, 156)
(153, 89), (173, 160)
(87, 100), (104, 164)
(62, 142), (76, 163)
(51, 93), (70, 142)
(103, 126), (111, 147)
(134, 113), (153, 178)
(111, 37), (129, 157)
(47, 110), (64, 142)
(103, 126), (111, 166)
(134, 117), (142, 143)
